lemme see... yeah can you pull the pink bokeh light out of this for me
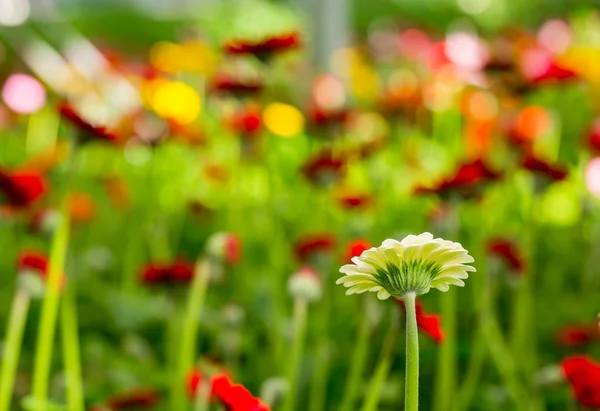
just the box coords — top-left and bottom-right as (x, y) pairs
(1, 74), (46, 114)
(585, 158), (600, 198)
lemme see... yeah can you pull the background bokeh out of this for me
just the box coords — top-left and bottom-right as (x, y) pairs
(1, 0), (600, 410)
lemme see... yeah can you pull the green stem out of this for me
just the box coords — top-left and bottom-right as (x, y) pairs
(31, 210), (71, 411)
(175, 259), (210, 411)
(482, 311), (526, 405)
(308, 344), (330, 411)
(0, 290), (31, 411)
(453, 328), (485, 411)
(404, 292), (419, 411)
(361, 309), (399, 411)
(60, 284), (84, 411)
(338, 305), (371, 411)
(282, 297), (308, 411)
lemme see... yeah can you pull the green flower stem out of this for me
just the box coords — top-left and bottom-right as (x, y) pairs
(404, 292), (419, 411)
(175, 259), (210, 411)
(454, 224), (488, 411)
(309, 267), (333, 411)
(433, 289), (456, 411)
(482, 310), (527, 405)
(338, 304), (371, 411)
(60, 284), (84, 411)
(31, 209), (71, 411)
(361, 309), (399, 411)
(453, 328), (485, 411)
(168, 313), (182, 410)
(282, 297), (308, 411)
(309, 343), (330, 411)
(0, 290), (31, 411)
(511, 192), (541, 409)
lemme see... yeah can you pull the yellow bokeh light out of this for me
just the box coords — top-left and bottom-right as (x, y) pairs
(182, 41), (218, 74)
(263, 103), (304, 138)
(151, 81), (201, 125)
(350, 65), (380, 103)
(150, 42), (187, 73)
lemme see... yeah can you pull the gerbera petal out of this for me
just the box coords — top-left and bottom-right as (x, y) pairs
(336, 232), (474, 298)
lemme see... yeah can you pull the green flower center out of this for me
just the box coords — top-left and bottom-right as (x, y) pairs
(373, 259), (443, 297)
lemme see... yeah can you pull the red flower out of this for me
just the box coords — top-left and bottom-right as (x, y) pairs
(561, 356), (600, 408)
(212, 73), (263, 97)
(344, 239), (371, 263)
(521, 155), (567, 182)
(556, 324), (600, 347)
(415, 159), (499, 200)
(0, 169), (47, 208)
(58, 103), (119, 143)
(106, 388), (161, 409)
(294, 234), (335, 262)
(224, 32), (301, 60)
(140, 260), (194, 285)
(487, 238), (525, 274)
(232, 105), (262, 136)
(529, 61), (578, 85)
(224, 235), (241, 265)
(301, 151), (345, 186)
(17, 250), (49, 277)
(188, 371), (269, 411)
(396, 299), (445, 343)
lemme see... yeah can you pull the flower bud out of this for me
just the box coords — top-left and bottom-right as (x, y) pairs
(206, 232), (240, 265)
(288, 266), (322, 302)
(16, 250), (51, 299)
(260, 377), (288, 407)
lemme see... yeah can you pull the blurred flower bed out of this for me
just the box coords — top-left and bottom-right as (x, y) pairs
(1, 0), (600, 410)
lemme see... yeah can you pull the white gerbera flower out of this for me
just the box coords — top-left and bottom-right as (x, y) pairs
(336, 232), (475, 299)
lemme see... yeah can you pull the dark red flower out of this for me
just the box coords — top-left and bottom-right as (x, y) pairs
(0, 169), (47, 208)
(344, 239), (371, 263)
(587, 118), (600, 153)
(188, 371), (269, 411)
(415, 159), (499, 200)
(140, 260), (194, 285)
(294, 234), (336, 262)
(396, 299), (445, 343)
(506, 125), (533, 152)
(521, 154), (567, 182)
(106, 388), (161, 409)
(308, 104), (350, 127)
(224, 32), (301, 60)
(58, 103), (119, 144)
(17, 250), (49, 277)
(556, 324), (600, 347)
(487, 238), (525, 274)
(336, 192), (373, 210)
(212, 73), (264, 97)
(301, 151), (345, 186)
(561, 356), (600, 408)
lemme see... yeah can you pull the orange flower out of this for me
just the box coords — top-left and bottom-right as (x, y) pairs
(67, 192), (96, 223)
